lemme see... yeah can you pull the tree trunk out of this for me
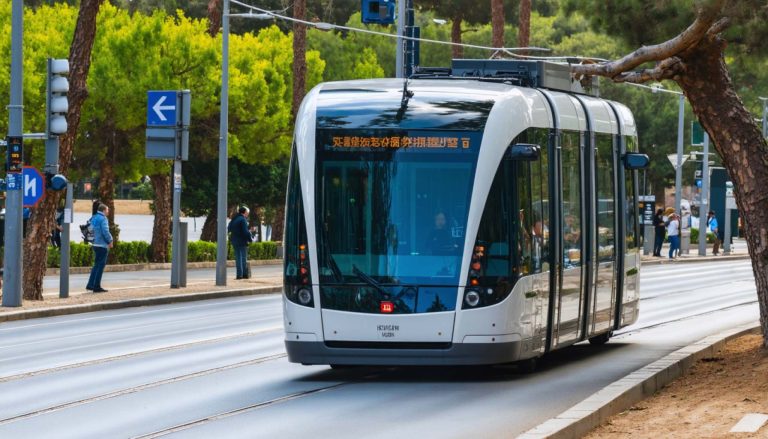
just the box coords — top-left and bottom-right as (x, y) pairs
(271, 204), (285, 243)
(451, 16), (463, 59)
(98, 133), (119, 263)
(200, 209), (218, 242)
(149, 171), (172, 263)
(207, 0), (222, 37)
(292, 0), (307, 119)
(21, 0), (104, 301)
(517, 0), (531, 55)
(676, 34), (768, 346)
(491, 0), (504, 49)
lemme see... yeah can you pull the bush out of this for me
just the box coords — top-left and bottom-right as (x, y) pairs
(47, 240), (280, 267)
(689, 227), (716, 244)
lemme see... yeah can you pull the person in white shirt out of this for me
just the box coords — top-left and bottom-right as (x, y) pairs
(667, 213), (680, 260)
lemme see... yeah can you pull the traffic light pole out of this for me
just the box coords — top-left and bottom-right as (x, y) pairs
(216, 0), (230, 286)
(3, 0), (24, 307)
(698, 133), (710, 256)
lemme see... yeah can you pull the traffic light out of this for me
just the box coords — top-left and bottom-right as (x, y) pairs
(361, 0), (395, 25)
(46, 58), (69, 136)
(45, 172), (68, 191)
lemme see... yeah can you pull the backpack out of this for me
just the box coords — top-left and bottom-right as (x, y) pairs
(80, 219), (95, 244)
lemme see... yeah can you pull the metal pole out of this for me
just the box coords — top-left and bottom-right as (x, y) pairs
(60, 183), (72, 298)
(698, 133), (710, 256)
(724, 203), (732, 255)
(395, 0), (405, 78)
(216, 0), (230, 286)
(3, 0), (24, 307)
(171, 159), (181, 288)
(674, 94), (684, 217)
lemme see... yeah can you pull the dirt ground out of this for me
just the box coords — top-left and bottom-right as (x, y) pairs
(73, 199), (152, 215)
(0, 275), (281, 314)
(588, 334), (768, 438)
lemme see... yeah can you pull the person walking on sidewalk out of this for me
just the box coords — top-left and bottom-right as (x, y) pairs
(668, 213), (680, 260)
(708, 210), (721, 255)
(228, 206), (254, 280)
(652, 208), (666, 257)
(86, 204), (113, 293)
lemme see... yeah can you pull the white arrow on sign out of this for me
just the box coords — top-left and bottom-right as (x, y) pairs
(667, 153), (689, 170)
(152, 95), (175, 122)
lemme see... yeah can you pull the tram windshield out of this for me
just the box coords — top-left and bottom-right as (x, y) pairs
(316, 129), (481, 286)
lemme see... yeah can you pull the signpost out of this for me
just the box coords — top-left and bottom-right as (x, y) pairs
(146, 90), (190, 288)
(22, 166), (45, 208)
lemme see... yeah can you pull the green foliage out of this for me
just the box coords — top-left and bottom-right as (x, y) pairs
(47, 240), (277, 267)
(129, 181), (154, 200)
(689, 227), (716, 245)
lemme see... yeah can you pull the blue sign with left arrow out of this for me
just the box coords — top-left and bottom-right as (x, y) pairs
(147, 91), (177, 126)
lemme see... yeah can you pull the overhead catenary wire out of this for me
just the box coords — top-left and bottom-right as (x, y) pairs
(228, 0), (553, 55)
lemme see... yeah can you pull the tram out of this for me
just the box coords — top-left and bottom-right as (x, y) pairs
(283, 60), (648, 366)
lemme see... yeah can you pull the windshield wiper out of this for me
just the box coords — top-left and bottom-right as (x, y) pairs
(352, 264), (390, 299)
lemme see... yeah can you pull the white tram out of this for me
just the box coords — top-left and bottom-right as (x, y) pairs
(283, 60), (648, 366)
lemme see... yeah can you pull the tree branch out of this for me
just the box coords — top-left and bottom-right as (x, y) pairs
(609, 57), (684, 84)
(571, 0), (726, 79)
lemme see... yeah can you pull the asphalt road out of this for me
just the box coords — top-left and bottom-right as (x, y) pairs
(2, 260), (759, 438)
(42, 264), (283, 295)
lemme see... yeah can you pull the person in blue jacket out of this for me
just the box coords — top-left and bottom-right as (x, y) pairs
(86, 204), (113, 292)
(228, 206), (254, 279)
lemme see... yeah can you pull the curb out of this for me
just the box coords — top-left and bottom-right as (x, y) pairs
(640, 253), (749, 266)
(44, 259), (282, 276)
(0, 285), (282, 323)
(518, 322), (762, 439)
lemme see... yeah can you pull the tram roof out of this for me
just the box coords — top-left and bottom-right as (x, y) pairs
(315, 78), (634, 136)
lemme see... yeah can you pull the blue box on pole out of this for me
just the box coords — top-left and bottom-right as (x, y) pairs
(361, 0), (395, 25)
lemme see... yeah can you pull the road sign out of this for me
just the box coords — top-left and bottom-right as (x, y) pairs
(695, 169), (702, 178)
(692, 121), (704, 146)
(22, 166), (45, 207)
(667, 154), (688, 170)
(147, 91), (178, 126)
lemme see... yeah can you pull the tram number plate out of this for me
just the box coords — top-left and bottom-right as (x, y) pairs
(377, 324), (399, 338)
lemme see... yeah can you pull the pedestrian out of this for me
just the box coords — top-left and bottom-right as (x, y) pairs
(708, 210), (721, 255)
(86, 204), (113, 293)
(652, 208), (666, 257)
(667, 212), (680, 260)
(228, 206), (254, 280)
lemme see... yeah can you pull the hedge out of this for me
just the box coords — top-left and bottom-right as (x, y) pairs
(46, 240), (279, 268)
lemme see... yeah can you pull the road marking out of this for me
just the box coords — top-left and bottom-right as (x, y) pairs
(730, 413), (768, 433)
(0, 294), (281, 332)
(0, 325), (283, 383)
(0, 353), (287, 426)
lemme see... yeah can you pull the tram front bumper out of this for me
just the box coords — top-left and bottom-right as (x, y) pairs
(285, 337), (523, 366)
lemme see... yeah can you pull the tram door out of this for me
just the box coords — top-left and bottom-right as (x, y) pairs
(590, 133), (617, 334)
(554, 131), (585, 346)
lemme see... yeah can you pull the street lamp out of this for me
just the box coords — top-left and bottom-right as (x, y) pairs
(216, 1), (273, 286)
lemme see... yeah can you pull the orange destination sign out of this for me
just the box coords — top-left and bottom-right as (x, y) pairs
(330, 135), (472, 149)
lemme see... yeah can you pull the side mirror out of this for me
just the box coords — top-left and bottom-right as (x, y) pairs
(506, 143), (540, 161)
(623, 152), (649, 170)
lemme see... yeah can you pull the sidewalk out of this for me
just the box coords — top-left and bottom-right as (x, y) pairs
(0, 273), (283, 322)
(640, 237), (750, 266)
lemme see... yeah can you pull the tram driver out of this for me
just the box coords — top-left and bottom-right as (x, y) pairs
(425, 211), (459, 256)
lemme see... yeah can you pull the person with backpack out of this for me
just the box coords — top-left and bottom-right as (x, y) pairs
(228, 206), (254, 280)
(86, 204), (113, 293)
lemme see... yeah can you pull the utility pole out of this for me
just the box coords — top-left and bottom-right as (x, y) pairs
(395, 0), (405, 78)
(3, 0), (24, 307)
(674, 94), (684, 218)
(760, 97), (767, 139)
(216, 0), (231, 286)
(698, 133), (710, 256)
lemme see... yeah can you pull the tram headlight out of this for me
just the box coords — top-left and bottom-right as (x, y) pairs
(464, 289), (481, 307)
(297, 288), (313, 306)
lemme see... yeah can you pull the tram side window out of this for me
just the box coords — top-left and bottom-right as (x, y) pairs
(595, 134), (616, 262)
(562, 131), (582, 267)
(514, 161), (534, 277)
(530, 128), (549, 273)
(475, 163), (510, 279)
(625, 136), (639, 250)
